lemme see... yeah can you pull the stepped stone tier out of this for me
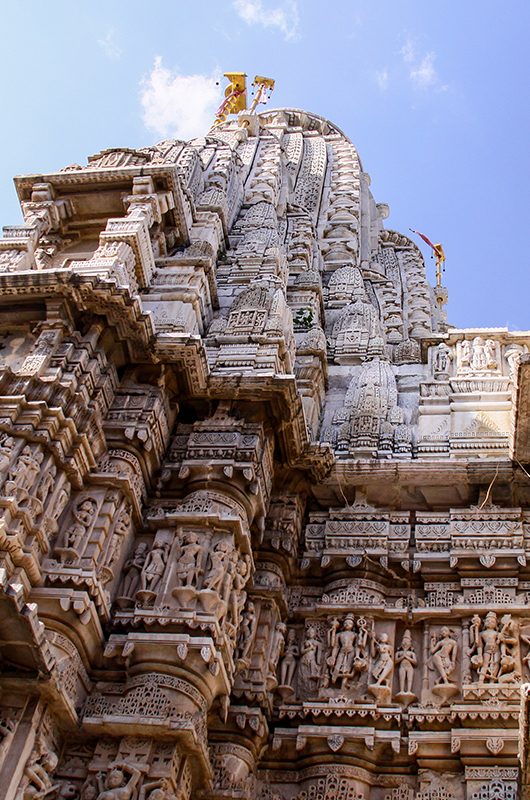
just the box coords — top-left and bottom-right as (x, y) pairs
(0, 106), (529, 800)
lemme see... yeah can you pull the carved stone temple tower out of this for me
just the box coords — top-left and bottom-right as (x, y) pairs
(0, 106), (529, 800)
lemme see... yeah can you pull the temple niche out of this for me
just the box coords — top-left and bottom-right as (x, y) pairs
(330, 295), (386, 363)
(0, 102), (528, 800)
(327, 358), (412, 457)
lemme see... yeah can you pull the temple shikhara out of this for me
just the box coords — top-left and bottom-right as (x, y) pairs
(0, 91), (530, 800)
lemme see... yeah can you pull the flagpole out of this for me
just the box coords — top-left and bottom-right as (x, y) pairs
(409, 229), (446, 310)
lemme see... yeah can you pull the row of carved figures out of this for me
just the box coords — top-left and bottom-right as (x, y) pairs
(431, 339), (525, 378)
(276, 619), (415, 704)
(273, 612), (529, 705)
(116, 534), (252, 640)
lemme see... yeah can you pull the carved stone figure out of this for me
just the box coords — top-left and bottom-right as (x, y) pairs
(237, 601), (258, 665)
(470, 611), (521, 685)
(36, 464), (57, 505)
(505, 343), (525, 379)
(268, 621), (287, 681)
(370, 632), (393, 687)
(300, 625), (322, 688)
(63, 497), (98, 553)
(521, 629), (530, 675)
(279, 628), (299, 690)
(498, 613), (521, 683)
(368, 631), (394, 703)
(433, 342), (452, 375)
(18, 743), (59, 800)
(228, 554), (251, 632)
(138, 541), (170, 595)
(484, 338), (497, 369)
(470, 611), (501, 683)
(328, 615), (357, 689)
(0, 435), (15, 474)
(104, 507), (131, 572)
(220, 546), (238, 606)
(50, 483), (71, 523)
(119, 542), (149, 599)
(203, 539), (233, 593)
(6, 444), (43, 496)
(175, 532), (202, 586)
(430, 627), (458, 689)
(460, 339), (472, 367)
(460, 336), (499, 373)
(140, 781), (176, 800)
(471, 337), (488, 371)
(395, 630), (417, 697)
(355, 617), (369, 664)
(320, 617), (340, 688)
(95, 763), (142, 800)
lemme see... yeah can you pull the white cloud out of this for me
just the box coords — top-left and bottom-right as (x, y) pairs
(410, 52), (437, 88)
(400, 38), (416, 64)
(233, 0), (300, 41)
(400, 37), (447, 91)
(97, 29), (122, 61)
(375, 69), (389, 91)
(140, 58), (223, 140)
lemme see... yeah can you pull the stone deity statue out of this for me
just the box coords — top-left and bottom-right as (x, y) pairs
(204, 540), (233, 593)
(105, 508), (131, 570)
(395, 630), (417, 696)
(431, 627), (458, 685)
(470, 611), (521, 685)
(433, 342), (452, 375)
(471, 611), (500, 684)
(370, 633), (394, 687)
(237, 601), (258, 663)
(328, 616), (357, 689)
(484, 338), (497, 368)
(139, 541), (170, 594)
(119, 542), (149, 599)
(471, 337), (488, 371)
(175, 532), (203, 587)
(300, 625), (322, 688)
(460, 340), (472, 367)
(279, 629), (299, 688)
(269, 621), (287, 677)
(228, 555), (251, 631)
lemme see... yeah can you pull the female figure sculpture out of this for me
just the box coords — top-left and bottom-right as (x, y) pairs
(279, 629), (299, 688)
(300, 626), (322, 688)
(395, 630), (417, 696)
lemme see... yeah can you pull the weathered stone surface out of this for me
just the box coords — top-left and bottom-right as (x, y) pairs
(0, 107), (528, 800)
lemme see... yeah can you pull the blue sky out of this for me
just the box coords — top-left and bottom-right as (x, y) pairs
(1, 1), (528, 329)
